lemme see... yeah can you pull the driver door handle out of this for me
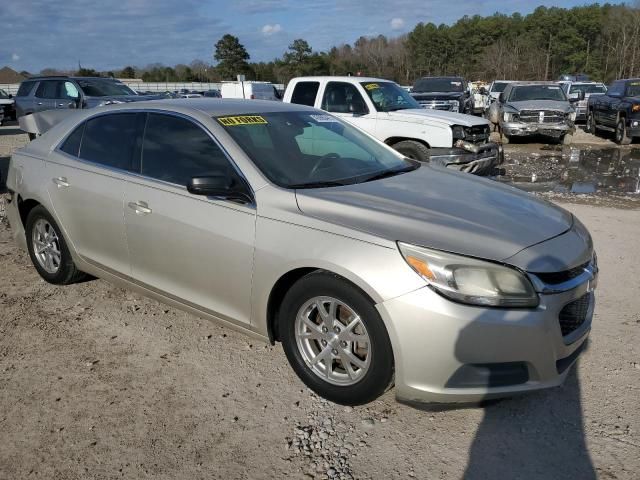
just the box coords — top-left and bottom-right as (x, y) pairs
(128, 201), (152, 215)
(52, 177), (69, 188)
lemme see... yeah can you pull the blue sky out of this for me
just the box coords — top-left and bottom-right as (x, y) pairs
(0, 0), (625, 72)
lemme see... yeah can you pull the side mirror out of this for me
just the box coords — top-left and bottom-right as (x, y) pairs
(349, 102), (368, 115)
(187, 175), (252, 204)
(498, 93), (505, 103)
(479, 87), (488, 95)
(8, 94), (12, 99)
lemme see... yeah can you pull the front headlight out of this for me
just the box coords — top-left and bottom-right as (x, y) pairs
(568, 111), (577, 121)
(398, 243), (539, 307)
(503, 112), (517, 122)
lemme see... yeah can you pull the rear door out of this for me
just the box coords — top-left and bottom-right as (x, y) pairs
(47, 112), (143, 274)
(123, 112), (256, 324)
(33, 80), (59, 113)
(55, 81), (80, 110)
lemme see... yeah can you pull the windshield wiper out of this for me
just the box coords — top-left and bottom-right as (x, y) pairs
(361, 164), (419, 183)
(289, 180), (348, 189)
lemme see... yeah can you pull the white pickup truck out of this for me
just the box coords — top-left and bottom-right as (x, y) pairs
(283, 76), (502, 175)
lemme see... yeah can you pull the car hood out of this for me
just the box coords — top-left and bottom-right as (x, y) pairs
(295, 166), (574, 269)
(0, 99), (14, 105)
(85, 94), (163, 105)
(386, 108), (487, 127)
(506, 100), (573, 112)
(411, 92), (464, 100)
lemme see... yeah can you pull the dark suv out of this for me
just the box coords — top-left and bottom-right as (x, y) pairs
(410, 76), (473, 114)
(15, 76), (159, 119)
(587, 78), (640, 145)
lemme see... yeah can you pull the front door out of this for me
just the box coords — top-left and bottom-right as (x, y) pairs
(319, 81), (378, 136)
(123, 112), (256, 324)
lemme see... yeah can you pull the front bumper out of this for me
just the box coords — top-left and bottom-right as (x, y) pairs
(430, 142), (503, 176)
(502, 121), (572, 138)
(378, 276), (594, 404)
(626, 117), (640, 137)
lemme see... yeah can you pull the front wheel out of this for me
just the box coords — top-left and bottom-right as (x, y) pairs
(391, 140), (430, 162)
(280, 272), (394, 405)
(615, 118), (632, 145)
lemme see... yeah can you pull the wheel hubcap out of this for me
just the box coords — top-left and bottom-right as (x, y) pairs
(32, 219), (61, 274)
(295, 296), (371, 386)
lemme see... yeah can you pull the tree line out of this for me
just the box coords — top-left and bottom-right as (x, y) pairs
(36, 3), (640, 85)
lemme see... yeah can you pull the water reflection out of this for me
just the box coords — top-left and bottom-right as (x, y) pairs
(499, 146), (640, 195)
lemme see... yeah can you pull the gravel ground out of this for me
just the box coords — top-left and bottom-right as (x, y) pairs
(1, 125), (639, 479)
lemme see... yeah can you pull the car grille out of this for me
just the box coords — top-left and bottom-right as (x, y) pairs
(533, 262), (589, 285)
(418, 100), (458, 111)
(559, 293), (591, 336)
(519, 110), (565, 124)
(463, 125), (490, 144)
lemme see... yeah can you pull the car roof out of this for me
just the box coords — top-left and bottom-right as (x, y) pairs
(291, 76), (396, 83)
(86, 98), (319, 116)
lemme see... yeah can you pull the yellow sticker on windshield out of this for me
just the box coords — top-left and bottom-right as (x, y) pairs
(364, 83), (380, 90)
(217, 115), (267, 126)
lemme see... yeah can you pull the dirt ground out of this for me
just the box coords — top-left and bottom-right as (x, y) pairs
(1, 125), (639, 479)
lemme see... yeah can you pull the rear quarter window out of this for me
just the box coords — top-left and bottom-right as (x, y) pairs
(17, 81), (37, 97)
(291, 82), (320, 107)
(59, 123), (85, 157)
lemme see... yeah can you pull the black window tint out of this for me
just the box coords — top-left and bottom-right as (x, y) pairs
(79, 113), (139, 170)
(291, 82), (319, 106)
(141, 114), (231, 186)
(608, 81), (624, 95)
(17, 81), (36, 97)
(35, 80), (60, 99)
(322, 82), (367, 113)
(60, 123), (85, 157)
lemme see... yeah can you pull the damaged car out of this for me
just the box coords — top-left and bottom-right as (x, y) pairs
(497, 82), (582, 143)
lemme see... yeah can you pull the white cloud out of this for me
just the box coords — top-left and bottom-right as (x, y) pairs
(390, 17), (405, 30)
(261, 23), (282, 36)
(11, 53), (20, 61)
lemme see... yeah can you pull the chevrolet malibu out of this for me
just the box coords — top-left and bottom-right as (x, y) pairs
(6, 100), (597, 405)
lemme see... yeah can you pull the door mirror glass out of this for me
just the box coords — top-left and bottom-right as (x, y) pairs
(499, 92), (506, 103)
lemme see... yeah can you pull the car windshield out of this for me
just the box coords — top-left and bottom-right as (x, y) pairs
(77, 79), (137, 97)
(509, 85), (567, 102)
(569, 84), (607, 94)
(491, 82), (510, 93)
(360, 82), (420, 112)
(626, 82), (640, 97)
(0, 89), (10, 99)
(216, 111), (417, 189)
(413, 78), (464, 93)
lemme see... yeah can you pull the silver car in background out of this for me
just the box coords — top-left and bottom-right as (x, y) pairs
(5, 99), (597, 405)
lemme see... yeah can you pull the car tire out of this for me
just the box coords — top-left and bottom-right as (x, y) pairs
(391, 140), (430, 162)
(585, 110), (596, 134)
(615, 118), (632, 145)
(25, 206), (86, 285)
(279, 271), (394, 405)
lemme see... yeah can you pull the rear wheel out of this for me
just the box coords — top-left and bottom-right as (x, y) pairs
(615, 118), (632, 145)
(280, 272), (394, 405)
(391, 140), (430, 162)
(25, 206), (86, 284)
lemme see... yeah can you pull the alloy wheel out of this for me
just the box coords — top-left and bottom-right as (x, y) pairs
(31, 218), (62, 274)
(295, 296), (371, 386)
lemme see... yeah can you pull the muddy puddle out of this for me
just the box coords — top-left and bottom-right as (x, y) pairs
(499, 145), (640, 195)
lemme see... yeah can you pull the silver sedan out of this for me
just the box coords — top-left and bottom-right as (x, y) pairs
(6, 99), (597, 405)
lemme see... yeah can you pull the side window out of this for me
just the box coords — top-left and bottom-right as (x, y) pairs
(321, 82), (368, 114)
(608, 82), (623, 96)
(141, 113), (232, 186)
(59, 123), (85, 157)
(290, 81), (320, 107)
(35, 80), (59, 99)
(62, 81), (80, 100)
(17, 81), (36, 97)
(79, 113), (140, 170)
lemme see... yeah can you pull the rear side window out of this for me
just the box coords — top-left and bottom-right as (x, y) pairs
(60, 123), (85, 157)
(141, 113), (231, 186)
(79, 113), (140, 171)
(35, 80), (61, 99)
(17, 81), (36, 97)
(290, 81), (319, 106)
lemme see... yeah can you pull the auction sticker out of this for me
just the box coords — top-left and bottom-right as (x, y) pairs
(218, 115), (267, 126)
(364, 83), (380, 90)
(310, 114), (339, 122)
